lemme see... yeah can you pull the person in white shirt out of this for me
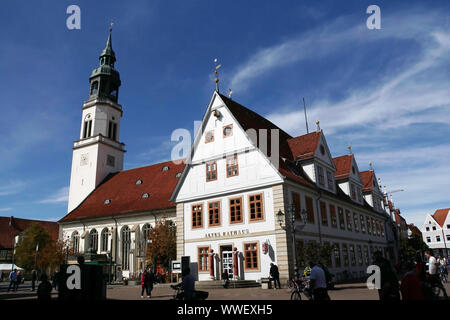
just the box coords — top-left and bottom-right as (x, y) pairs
(308, 261), (330, 300)
(425, 251), (437, 275)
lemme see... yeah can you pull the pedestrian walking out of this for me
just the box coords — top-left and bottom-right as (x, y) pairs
(146, 268), (155, 298)
(269, 263), (280, 289)
(400, 261), (425, 300)
(7, 269), (17, 292)
(16, 271), (22, 291)
(31, 269), (37, 291)
(37, 274), (53, 301)
(140, 270), (148, 298)
(309, 261), (330, 301)
(373, 250), (400, 300)
(222, 270), (230, 288)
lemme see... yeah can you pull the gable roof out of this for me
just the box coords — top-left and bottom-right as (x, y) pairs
(408, 224), (422, 237)
(432, 208), (450, 228)
(0, 217), (59, 249)
(360, 170), (374, 192)
(218, 93), (315, 188)
(333, 155), (353, 180)
(286, 132), (322, 161)
(59, 160), (185, 223)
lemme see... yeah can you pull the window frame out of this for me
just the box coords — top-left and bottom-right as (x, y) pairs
(206, 161), (217, 182)
(223, 124), (233, 138)
(205, 130), (214, 144)
(320, 201), (328, 226)
(229, 197), (243, 224)
(226, 154), (239, 178)
(243, 242), (259, 271)
(248, 193), (264, 222)
(198, 246), (210, 273)
(208, 201), (221, 227)
(191, 203), (203, 229)
(305, 196), (315, 224)
(330, 204), (337, 228)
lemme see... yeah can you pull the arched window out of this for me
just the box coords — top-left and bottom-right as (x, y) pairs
(142, 223), (151, 241)
(88, 229), (98, 253)
(90, 81), (99, 95)
(101, 228), (109, 252)
(121, 226), (131, 270)
(83, 115), (93, 139)
(71, 231), (80, 254)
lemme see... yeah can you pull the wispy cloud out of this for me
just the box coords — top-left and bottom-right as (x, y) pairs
(0, 208), (12, 212)
(39, 186), (69, 204)
(0, 180), (26, 196)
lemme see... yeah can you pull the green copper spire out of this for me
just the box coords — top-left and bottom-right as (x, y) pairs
(88, 24), (121, 103)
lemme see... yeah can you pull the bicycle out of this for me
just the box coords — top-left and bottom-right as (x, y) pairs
(289, 276), (312, 300)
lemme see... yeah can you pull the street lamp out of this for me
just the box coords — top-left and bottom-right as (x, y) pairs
(277, 206), (308, 272)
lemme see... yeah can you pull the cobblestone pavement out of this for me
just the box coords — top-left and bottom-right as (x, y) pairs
(2, 281), (449, 300)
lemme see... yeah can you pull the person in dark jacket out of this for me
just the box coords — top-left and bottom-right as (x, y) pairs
(37, 274), (53, 301)
(269, 263), (281, 289)
(374, 251), (400, 300)
(31, 269), (37, 291)
(146, 268), (155, 298)
(222, 270), (230, 288)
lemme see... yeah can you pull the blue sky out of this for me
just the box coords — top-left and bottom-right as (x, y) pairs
(0, 1), (449, 227)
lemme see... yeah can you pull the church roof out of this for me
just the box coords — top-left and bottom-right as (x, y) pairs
(360, 170), (374, 192)
(432, 208), (450, 228)
(59, 160), (185, 223)
(0, 217), (59, 249)
(333, 154), (353, 180)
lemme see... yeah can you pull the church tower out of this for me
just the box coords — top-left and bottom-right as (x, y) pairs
(67, 28), (126, 213)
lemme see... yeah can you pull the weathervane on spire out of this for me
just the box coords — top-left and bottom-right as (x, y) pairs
(348, 144), (352, 154)
(109, 20), (114, 32)
(214, 58), (221, 92)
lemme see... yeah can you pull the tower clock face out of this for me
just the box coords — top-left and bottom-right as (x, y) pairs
(80, 154), (89, 166)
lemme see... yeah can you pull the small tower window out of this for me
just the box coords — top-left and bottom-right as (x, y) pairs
(136, 179), (143, 185)
(142, 193), (150, 199)
(83, 118), (93, 139)
(108, 121), (117, 141)
(162, 166), (170, 172)
(104, 199), (111, 205)
(90, 81), (99, 96)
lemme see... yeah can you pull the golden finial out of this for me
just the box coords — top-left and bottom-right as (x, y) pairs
(228, 89), (233, 99)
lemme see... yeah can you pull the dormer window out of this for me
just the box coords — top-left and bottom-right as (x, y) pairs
(320, 145), (325, 155)
(162, 166), (170, 172)
(350, 183), (356, 200)
(317, 166), (325, 186)
(352, 166), (356, 174)
(326, 171), (333, 190)
(104, 199), (111, 205)
(142, 193), (150, 199)
(136, 179), (143, 185)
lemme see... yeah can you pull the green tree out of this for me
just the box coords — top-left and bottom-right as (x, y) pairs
(145, 219), (176, 271)
(15, 223), (65, 271)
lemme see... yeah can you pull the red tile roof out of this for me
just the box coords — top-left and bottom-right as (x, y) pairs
(333, 155), (353, 180)
(0, 217), (59, 249)
(360, 170), (374, 192)
(408, 224), (422, 237)
(59, 160), (186, 223)
(286, 132), (322, 161)
(432, 208), (450, 228)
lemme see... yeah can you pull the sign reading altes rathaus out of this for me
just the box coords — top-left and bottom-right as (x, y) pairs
(205, 229), (250, 239)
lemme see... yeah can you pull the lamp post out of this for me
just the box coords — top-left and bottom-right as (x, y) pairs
(277, 205), (307, 274)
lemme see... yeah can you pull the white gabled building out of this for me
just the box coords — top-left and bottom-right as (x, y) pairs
(422, 208), (450, 257)
(171, 91), (395, 283)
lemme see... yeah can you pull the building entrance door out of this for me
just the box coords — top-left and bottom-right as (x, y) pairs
(222, 251), (233, 279)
